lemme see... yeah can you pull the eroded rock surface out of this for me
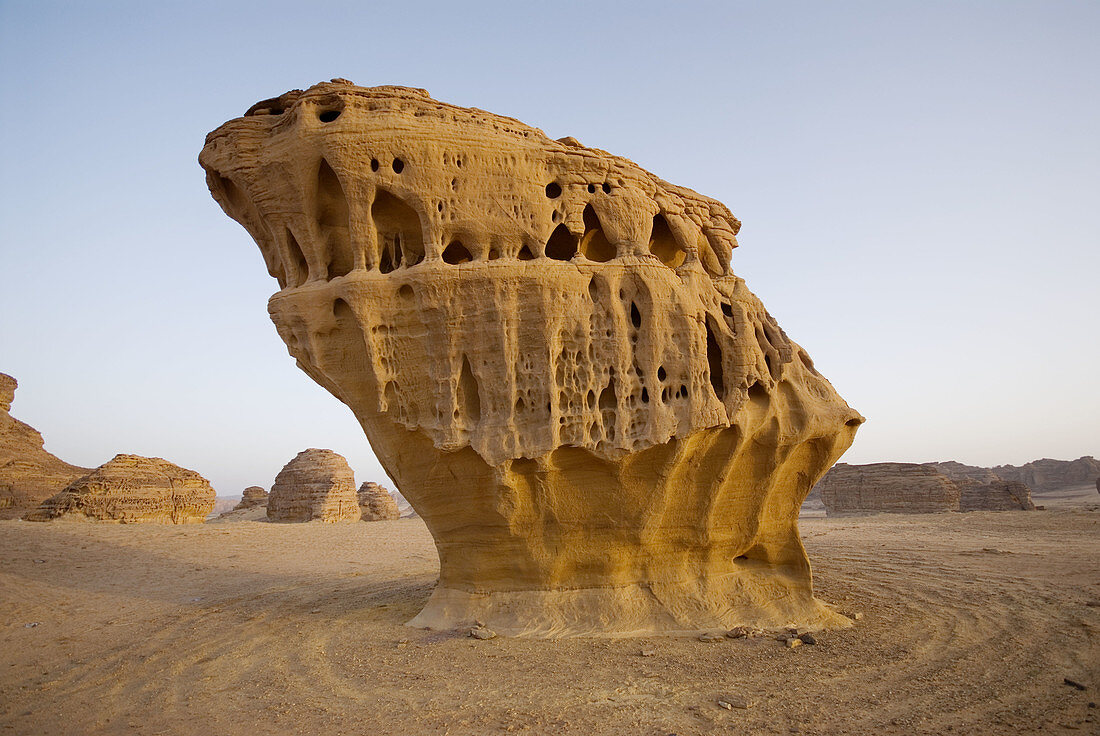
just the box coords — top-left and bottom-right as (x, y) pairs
(0, 373), (90, 519)
(201, 81), (864, 636)
(267, 449), (360, 523)
(957, 479), (1035, 512)
(24, 454), (215, 523)
(234, 485), (269, 510)
(817, 463), (959, 515)
(358, 481), (400, 521)
(924, 461), (1002, 486)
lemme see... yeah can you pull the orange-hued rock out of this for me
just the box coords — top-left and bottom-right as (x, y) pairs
(358, 481), (400, 521)
(234, 485), (269, 510)
(266, 449), (360, 523)
(24, 454), (215, 523)
(200, 81), (864, 636)
(0, 373), (90, 519)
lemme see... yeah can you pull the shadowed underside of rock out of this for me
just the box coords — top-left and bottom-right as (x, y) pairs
(200, 81), (864, 636)
(24, 454), (215, 523)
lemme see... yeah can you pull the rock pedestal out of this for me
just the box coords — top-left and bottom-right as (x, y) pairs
(267, 449), (360, 523)
(24, 454), (215, 523)
(201, 81), (864, 636)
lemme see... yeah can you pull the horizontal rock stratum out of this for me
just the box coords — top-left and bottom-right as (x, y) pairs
(25, 454), (216, 523)
(200, 80), (865, 636)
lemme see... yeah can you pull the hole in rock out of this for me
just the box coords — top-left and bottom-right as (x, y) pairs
(372, 188), (424, 270)
(392, 158), (405, 173)
(599, 378), (617, 409)
(488, 247), (501, 260)
(630, 302), (642, 329)
(587, 184), (596, 193)
(545, 224), (578, 261)
(514, 397), (526, 413)
(648, 214), (686, 268)
(602, 182), (611, 193)
(579, 204), (615, 262)
(437, 202), (444, 212)
(317, 158), (352, 279)
(398, 284), (414, 300)
(748, 381), (768, 403)
(721, 302), (733, 318)
(641, 387), (650, 404)
(459, 355), (481, 424)
(285, 228), (309, 286)
(318, 109), (341, 123)
(588, 276), (599, 300)
(705, 315), (725, 400)
(657, 366), (667, 382)
(680, 384), (688, 397)
(442, 240), (473, 264)
(517, 244), (535, 260)
(370, 158), (380, 172)
(586, 390), (596, 409)
(332, 298), (353, 320)
(846, 417), (862, 427)
(545, 182), (562, 198)
(512, 457), (538, 474)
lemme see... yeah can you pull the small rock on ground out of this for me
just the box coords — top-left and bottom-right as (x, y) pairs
(785, 637), (803, 649)
(469, 626), (497, 640)
(698, 632), (724, 643)
(717, 694), (755, 710)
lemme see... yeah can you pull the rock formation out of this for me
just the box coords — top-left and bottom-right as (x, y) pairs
(0, 373), (90, 519)
(992, 457), (1100, 493)
(200, 81), (864, 636)
(957, 479), (1035, 512)
(924, 460), (1002, 486)
(817, 463), (960, 515)
(358, 481), (400, 521)
(24, 454), (215, 523)
(816, 463), (1037, 515)
(233, 485), (269, 510)
(266, 449), (360, 523)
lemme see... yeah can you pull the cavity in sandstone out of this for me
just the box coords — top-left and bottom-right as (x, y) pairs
(24, 454), (216, 523)
(266, 448), (360, 523)
(0, 373), (90, 519)
(358, 481), (400, 521)
(200, 81), (865, 636)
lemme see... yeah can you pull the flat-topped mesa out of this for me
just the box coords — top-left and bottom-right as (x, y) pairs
(200, 81), (864, 636)
(267, 448), (360, 523)
(24, 454), (215, 523)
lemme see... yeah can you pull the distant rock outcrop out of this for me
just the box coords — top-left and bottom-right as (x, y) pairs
(0, 373), (90, 519)
(992, 457), (1100, 493)
(266, 449), (360, 523)
(924, 461), (1002, 486)
(233, 486), (269, 510)
(24, 454), (216, 523)
(816, 463), (1037, 515)
(958, 480), (1036, 512)
(817, 463), (959, 515)
(358, 481), (400, 521)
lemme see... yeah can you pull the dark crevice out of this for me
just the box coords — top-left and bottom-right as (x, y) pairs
(442, 240), (473, 264)
(317, 158), (352, 279)
(705, 315), (726, 401)
(545, 223), (578, 261)
(580, 204), (615, 262)
(372, 188), (423, 271)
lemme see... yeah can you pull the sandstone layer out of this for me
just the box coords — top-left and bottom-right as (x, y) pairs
(924, 460), (1002, 486)
(358, 481), (400, 521)
(267, 449), (360, 523)
(24, 454), (215, 523)
(201, 81), (865, 636)
(234, 485), (269, 510)
(957, 480), (1035, 512)
(817, 463), (959, 515)
(0, 373), (91, 519)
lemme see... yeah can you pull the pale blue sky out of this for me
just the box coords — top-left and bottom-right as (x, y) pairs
(1, 1), (1097, 495)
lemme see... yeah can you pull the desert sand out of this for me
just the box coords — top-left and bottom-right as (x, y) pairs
(2, 501), (1097, 735)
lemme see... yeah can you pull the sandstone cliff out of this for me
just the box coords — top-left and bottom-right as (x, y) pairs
(957, 480), (1035, 512)
(266, 449), (360, 523)
(24, 454), (215, 523)
(201, 81), (864, 635)
(0, 373), (90, 519)
(992, 457), (1100, 493)
(358, 481), (400, 521)
(233, 485), (269, 510)
(924, 461), (1002, 486)
(817, 463), (960, 515)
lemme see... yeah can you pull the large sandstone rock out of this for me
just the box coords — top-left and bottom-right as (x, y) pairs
(817, 463), (960, 515)
(24, 454), (215, 523)
(234, 485), (269, 510)
(0, 373), (91, 519)
(267, 449), (360, 523)
(957, 480), (1035, 512)
(992, 457), (1100, 493)
(358, 481), (400, 521)
(200, 81), (864, 636)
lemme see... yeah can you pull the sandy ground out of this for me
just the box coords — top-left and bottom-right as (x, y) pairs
(2, 503), (1098, 735)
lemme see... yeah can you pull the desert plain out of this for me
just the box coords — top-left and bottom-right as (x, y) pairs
(2, 486), (1097, 736)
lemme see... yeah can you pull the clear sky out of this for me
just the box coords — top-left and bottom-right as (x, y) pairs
(1, 1), (1097, 495)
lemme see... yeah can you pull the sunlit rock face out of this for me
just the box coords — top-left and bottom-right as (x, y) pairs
(200, 81), (864, 636)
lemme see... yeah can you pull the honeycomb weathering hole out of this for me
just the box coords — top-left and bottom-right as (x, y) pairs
(200, 82), (862, 638)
